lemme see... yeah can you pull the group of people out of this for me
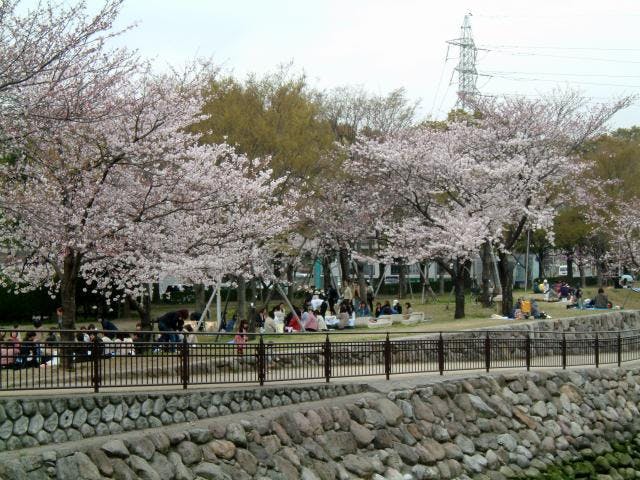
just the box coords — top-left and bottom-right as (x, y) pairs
(1, 316), (150, 369)
(373, 299), (412, 318)
(0, 327), (55, 368)
(512, 298), (549, 320)
(74, 320), (138, 358)
(534, 279), (611, 309)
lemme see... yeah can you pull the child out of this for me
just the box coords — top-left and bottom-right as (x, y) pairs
(235, 320), (249, 355)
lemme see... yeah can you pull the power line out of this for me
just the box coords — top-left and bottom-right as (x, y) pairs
(487, 73), (640, 89)
(482, 70), (640, 79)
(429, 48), (450, 119)
(487, 49), (640, 65)
(479, 44), (640, 52)
(483, 92), (640, 107)
(475, 13), (640, 19)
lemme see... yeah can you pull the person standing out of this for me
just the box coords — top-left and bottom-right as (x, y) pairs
(56, 307), (64, 329)
(327, 286), (339, 314)
(366, 282), (375, 314)
(342, 282), (353, 309)
(235, 320), (249, 354)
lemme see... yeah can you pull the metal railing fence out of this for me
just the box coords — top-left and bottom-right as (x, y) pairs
(0, 328), (637, 392)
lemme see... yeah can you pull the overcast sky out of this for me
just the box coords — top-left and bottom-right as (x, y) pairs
(107, 0), (640, 128)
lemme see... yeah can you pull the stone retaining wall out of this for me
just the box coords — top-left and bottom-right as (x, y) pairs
(468, 308), (640, 337)
(0, 383), (367, 453)
(2, 367), (640, 479)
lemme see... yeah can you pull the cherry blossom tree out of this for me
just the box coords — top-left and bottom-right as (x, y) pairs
(352, 123), (504, 318)
(301, 152), (393, 304)
(0, 1), (292, 342)
(466, 92), (631, 314)
(353, 92), (631, 318)
(0, 63), (289, 336)
(0, 0), (135, 153)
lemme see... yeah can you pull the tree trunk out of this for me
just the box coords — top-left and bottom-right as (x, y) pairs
(537, 251), (545, 279)
(194, 284), (206, 316)
(250, 278), (258, 305)
(438, 264), (445, 295)
(481, 241), (493, 307)
(398, 263), (407, 299)
(578, 263), (587, 288)
(376, 262), (386, 295)
(355, 260), (368, 307)
(286, 264), (294, 298)
(261, 283), (275, 311)
(152, 283), (160, 303)
(597, 262), (605, 288)
(452, 259), (467, 319)
(247, 304), (257, 333)
(120, 297), (131, 319)
(339, 248), (350, 285)
(60, 251), (81, 370)
(322, 255), (332, 292)
(127, 288), (152, 342)
(566, 252), (574, 281)
(419, 261), (428, 301)
(237, 276), (247, 321)
(498, 252), (516, 316)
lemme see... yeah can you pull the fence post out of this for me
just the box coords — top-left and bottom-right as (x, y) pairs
(257, 334), (266, 386)
(324, 335), (331, 383)
(562, 333), (567, 370)
(438, 333), (445, 375)
(91, 335), (101, 393)
(525, 333), (531, 372)
(594, 333), (599, 368)
(617, 333), (622, 367)
(384, 333), (391, 380)
(484, 332), (491, 372)
(181, 336), (189, 389)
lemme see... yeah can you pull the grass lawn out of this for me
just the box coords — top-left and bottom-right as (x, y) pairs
(12, 285), (640, 343)
(125, 286), (640, 343)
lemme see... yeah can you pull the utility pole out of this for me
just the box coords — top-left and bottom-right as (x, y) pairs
(447, 13), (479, 111)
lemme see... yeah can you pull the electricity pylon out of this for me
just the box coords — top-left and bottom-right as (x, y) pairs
(447, 13), (479, 111)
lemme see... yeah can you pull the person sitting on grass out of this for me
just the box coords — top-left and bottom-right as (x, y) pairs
(0, 330), (20, 368)
(391, 300), (402, 314)
(16, 331), (40, 367)
(355, 301), (370, 317)
(374, 302), (383, 318)
(381, 300), (393, 315)
(337, 301), (351, 329)
(264, 311), (277, 333)
(315, 309), (327, 331)
(593, 288), (610, 309)
(303, 307), (318, 331)
(286, 313), (303, 332)
(114, 332), (136, 356)
(41, 328), (59, 367)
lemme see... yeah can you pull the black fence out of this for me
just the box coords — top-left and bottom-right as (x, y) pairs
(0, 328), (636, 392)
